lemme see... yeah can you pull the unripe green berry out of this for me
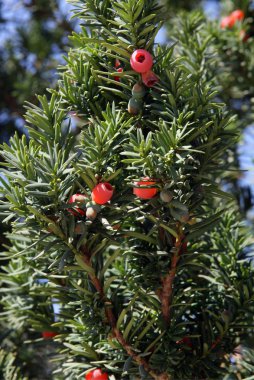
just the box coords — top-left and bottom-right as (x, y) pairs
(160, 189), (173, 203)
(170, 200), (189, 223)
(132, 83), (146, 99)
(128, 97), (143, 115)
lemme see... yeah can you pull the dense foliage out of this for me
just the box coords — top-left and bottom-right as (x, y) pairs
(1, 1), (254, 379)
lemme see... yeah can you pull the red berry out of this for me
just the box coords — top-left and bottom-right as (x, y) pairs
(114, 67), (123, 82)
(133, 178), (157, 199)
(221, 10), (244, 29)
(92, 182), (113, 205)
(85, 372), (93, 380)
(114, 59), (123, 81)
(115, 59), (121, 68)
(42, 331), (57, 339)
(130, 49), (153, 73)
(230, 9), (245, 23)
(85, 369), (109, 380)
(68, 194), (87, 216)
(176, 337), (192, 348)
(141, 70), (159, 87)
(220, 15), (234, 29)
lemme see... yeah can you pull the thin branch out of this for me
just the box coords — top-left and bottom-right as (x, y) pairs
(159, 231), (185, 325)
(80, 245), (171, 380)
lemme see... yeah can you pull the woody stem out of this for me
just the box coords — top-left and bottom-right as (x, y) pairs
(80, 247), (171, 380)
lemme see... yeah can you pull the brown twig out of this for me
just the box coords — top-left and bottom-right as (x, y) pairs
(80, 245), (171, 380)
(160, 231), (185, 325)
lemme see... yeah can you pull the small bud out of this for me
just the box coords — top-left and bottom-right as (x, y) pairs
(112, 223), (121, 230)
(86, 201), (101, 213)
(86, 207), (97, 220)
(128, 97), (143, 115)
(132, 83), (146, 99)
(188, 216), (197, 225)
(160, 189), (173, 203)
(170, 200), (189, 223)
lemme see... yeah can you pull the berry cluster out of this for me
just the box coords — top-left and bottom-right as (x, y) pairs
(127, 49), (158, 115)
(220, 9), (251, 41)
(128, 82), (146, 115)
(220, 9), (244, 29)
(68, 178), (190, 225)
(133, 178), (190, 223)
(68, 182), (113, 221)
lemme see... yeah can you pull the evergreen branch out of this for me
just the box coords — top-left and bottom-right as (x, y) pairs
(79, 245), (171, 380)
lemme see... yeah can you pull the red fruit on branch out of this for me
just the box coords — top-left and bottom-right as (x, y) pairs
(68, 194), (87, 216)
(115, 59), (121, 68)
(220, 15), (234, 29)
(133, 178), (158, 199)
(141, 70), (159, 87)
(230, 9), (245, 23)
(42, 331), (58, 339)
(114, 59), (123, 81)
(220, 9), (244, 29)
(85, 369), (109, 380)
(85, 371), (93, 380)
(92, 182), (114, 205)
(130, 49), (153, 73)
(114, 67), (123, 82)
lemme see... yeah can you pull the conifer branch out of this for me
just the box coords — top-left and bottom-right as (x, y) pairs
(80, 245), (171, 380)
